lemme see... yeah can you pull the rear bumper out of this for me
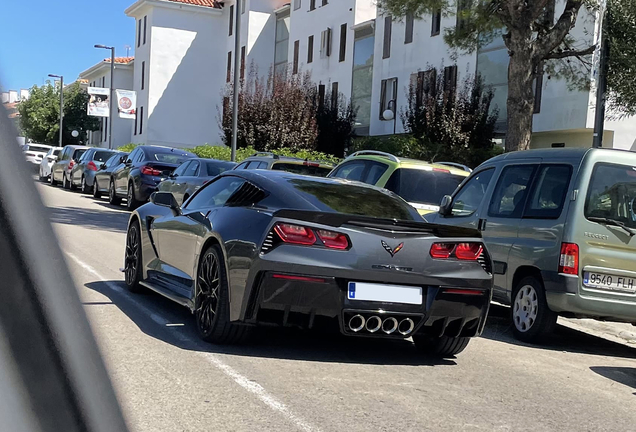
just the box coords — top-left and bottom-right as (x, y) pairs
(243, 271), (491, 339)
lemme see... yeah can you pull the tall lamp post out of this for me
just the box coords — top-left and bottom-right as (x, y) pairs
(48, 74), (64, 148)
(95, 44), (115, 149)
(231, 0), (242, 162)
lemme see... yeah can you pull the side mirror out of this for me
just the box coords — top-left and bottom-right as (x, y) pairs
(120, 155), (127, 164)
(150, 192), (181, 215)
(439, 195), (452, 217)
(100, 163), (107, 170)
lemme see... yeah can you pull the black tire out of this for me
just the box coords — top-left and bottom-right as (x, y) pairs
(124, 219), (144, 293)
(126, 181), (141, 210)
(510, 276), (557, 343)
(50, 171), (56, 186)
(81, 176), (91, 194)
(69, 174), (77, 191)
(38, 168), (45, 182)
(413, 334), (471, 357)
(62, 173), (70, 189)
(109, 179), (121, 205)
(93, 180), (102, 199)
(194, 245), (249, 344)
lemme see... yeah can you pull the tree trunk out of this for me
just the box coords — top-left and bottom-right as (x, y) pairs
(505, 48), (537, 153)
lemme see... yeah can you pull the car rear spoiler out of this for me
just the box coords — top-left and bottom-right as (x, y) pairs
(272, 209), (482, 239)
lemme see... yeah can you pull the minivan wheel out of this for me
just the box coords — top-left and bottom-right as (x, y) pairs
(81, 176), (90, 194)
(109, 180), (121, 205)
(62, 174), (70, 189)
(511, 276), (557, 343)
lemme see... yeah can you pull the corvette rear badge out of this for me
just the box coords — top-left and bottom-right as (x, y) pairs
(381, 240), (404, 257)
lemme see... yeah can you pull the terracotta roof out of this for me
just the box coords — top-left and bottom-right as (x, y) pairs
(103, 57), (135, 64)
(163, 0), (221, 8)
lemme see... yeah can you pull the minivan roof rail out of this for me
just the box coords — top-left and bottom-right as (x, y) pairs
(251, 152), (280, 159)
(436, 162), (473, 172)
(348, 150), (400, 163)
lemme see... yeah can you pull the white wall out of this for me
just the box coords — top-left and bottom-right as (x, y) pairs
(139, 5), (225, 148)
(370, 9), (475, 135)
(131, 7), (152, 146)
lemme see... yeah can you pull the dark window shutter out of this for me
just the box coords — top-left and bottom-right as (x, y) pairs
(444, 65), (457, 94)
(293, 40), (300, 74)
(137, 19), (141, 47)
(139, 106), (143, 134)
(143, 16), (147, 45)
(310, 0), (316, 10)
(318, 84), (325, 108)
(383, 16), (392, 59)
(405, 12), (414, 44)
(331, 82), (339, 110)
(380, 79), (387, 119)
(307, 35), (314, 63)
(241, 46), (246, 80)
(141, 61), (145, 90)
(227, 51), (232, 83)
(339, 23), (347, 62)
(327, 27), (332, 56)
(229, 5), (234, 36)
(431, 10), (441, 36)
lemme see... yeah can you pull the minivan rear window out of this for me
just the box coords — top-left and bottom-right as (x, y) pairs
(585, 163), (636, 229)
(272, 162), (332, 177)
(385, 168), (465, 206)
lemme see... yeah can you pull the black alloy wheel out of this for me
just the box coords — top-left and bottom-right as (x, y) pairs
(194, 245), (248, 344)
(126, 182), (140, 210)
(124, 220), (143, 293)
(109, 179), (121, 205)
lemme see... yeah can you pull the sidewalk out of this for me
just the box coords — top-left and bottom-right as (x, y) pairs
(559, 317), (636, 347)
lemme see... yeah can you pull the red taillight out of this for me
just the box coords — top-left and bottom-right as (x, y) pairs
(272, 274), (326, 283)
(559, 243), (579, 275)
(316, 229), (350, 250)
(430, 243), (455, 259)
(68, 161), (75, 169)
(303, 161), (320, 167)
(455, 243), (483, 261)
(274, 223), (317, 245)
(141, 165), (162, 176)
(433, 168), (451, 173)
(442, 288), (484, 295)
(87, 161), (98, 171)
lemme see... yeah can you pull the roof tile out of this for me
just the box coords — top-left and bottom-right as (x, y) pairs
(163, 0), (221, 8)
(104, 57), (135, 64)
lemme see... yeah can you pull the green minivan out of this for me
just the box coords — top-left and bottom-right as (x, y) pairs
(426, 148), (636, 342)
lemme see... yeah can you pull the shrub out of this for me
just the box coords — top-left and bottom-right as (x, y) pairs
(117, 143), (139, 152)
(350, 135), (420, 158)
(189, 145), (342, 165)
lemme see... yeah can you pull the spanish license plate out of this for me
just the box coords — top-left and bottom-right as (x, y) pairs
(583, 272), (636, 293)
(347, 282), (422, 305)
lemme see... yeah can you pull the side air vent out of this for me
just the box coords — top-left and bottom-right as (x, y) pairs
(261, 230), (276, 254)
(477, 249), (492, 275)
(225, 181), (266, 207)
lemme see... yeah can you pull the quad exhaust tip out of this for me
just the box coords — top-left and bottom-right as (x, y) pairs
(365, 316), (382, 333)
(348, 314), (366, 332)
(398, 318), (415, 335)
(382, 317), (398, 334)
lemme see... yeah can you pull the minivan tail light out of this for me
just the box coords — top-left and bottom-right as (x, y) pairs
(455, 243), (483, 261)
(430, 243), (455, 259)
(274, 223), (316, 245)
(559, 243), (579, 275)
(316, 229), (350, 250)
(68, 160), (75, 169)
(141, 165), (162, 176)
(87, 161), (98, 171)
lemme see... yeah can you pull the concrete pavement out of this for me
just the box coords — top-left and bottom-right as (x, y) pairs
(38, 179), (636, 431)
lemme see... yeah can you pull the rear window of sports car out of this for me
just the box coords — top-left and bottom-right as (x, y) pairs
(286, 178), (418, 220)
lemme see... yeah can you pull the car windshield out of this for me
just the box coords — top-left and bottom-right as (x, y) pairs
(206, 161), (235, 176)
(585, 163), (636, 229)
(150, 152), (191, 164)
(386, 168), (465, 206)
(73, 149), (87, 160)
(53, 149), (61, 156)
(93, 151), (115, 162)
(287, 178), (418, 220)
(272, 162), (332, 177)
(27, 145), (50, 153)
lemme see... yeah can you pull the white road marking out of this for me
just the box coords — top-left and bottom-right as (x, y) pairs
(65, 252), (319, 432)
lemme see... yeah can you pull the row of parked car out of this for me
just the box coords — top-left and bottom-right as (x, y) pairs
(26, 142), (636, 347)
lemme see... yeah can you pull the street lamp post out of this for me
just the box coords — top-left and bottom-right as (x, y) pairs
(95, 44), (115, 149)
(231, 0), (242, 162)
(48, 74), (64, 148)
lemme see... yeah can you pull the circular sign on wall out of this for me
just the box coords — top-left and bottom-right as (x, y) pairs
(119, 97), (132, 110)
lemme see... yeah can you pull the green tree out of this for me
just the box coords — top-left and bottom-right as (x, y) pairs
(606, 0), (636, 116)
(378, 0), (635, 152)
(18, 81), (99, 145)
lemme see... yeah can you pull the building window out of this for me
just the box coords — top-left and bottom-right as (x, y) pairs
(405, 12), (414, 44)
(414, 68), (436, 107)
(339, 23), (347, 62)
(310, 0), (316, 11)
(331, 82), (339, 110)
(274, 11), (290, 76)
(229, 5), (234, 36)
(456, 0), (471, 33)
(139, 106), (144, 134)
(137, 19), (141, 48)
(141, 61), (145, 90)
(143, 16), (147, 45)
(294, 0), (301, 10)
(293, 40), (300, 74)
(534, 63), (544, 113)
(320, 28), (332, 58)
(351, 25), (374, 131)
(241, 46), (246, 80)
(102, 76), (105, 87)
(380, 77), (398, 120)
(322, 0), (328, 5)
(241, 0), (246, 14)
(431, 9), (441, 36)
(383, 16), (392, 59)
(443, 65), (458, 94)
(227, 51), (232, 82)
(318, 84), (325, 108)
(307, 35), (314, 63)
(104, 118), (108, 142)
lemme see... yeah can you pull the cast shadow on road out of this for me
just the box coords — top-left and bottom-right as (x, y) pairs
(47, 205), (129, 233)
(482, 304), (636, 359)
(590, 367), (636, 392)
(84, 280), (456, 367)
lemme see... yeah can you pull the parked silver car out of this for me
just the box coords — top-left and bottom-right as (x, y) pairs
(427, 148), (636, 342)
(50, 145), (89, 189)
(38, 147), (62, 181)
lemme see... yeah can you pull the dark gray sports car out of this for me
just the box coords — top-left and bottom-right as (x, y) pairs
(124, 170), (493, 357)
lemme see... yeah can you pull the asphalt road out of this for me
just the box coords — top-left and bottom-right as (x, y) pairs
(37, 179), (636, 432)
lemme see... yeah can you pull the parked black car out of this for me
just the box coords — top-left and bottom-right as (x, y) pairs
(71, 148), (118, 193)
(92, 152), (128, 199)
(157, 158), (236, 205)
(109, 145), (195, 210)
(124, 170), (493, 357)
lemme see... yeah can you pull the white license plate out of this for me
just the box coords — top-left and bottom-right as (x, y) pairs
(583, 272), (636, 293)
(347, 282), (422, 305)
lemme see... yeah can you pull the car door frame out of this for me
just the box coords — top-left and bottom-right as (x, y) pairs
(117, 148), (140, 194)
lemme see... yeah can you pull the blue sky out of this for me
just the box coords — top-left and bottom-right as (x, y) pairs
(0, 0), (135, 92)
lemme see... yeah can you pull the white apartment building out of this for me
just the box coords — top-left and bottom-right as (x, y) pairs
(120, 0), (635, 151)
(79, 57), (135, 148)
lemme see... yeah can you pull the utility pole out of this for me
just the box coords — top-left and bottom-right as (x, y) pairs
(231, 0), (242, 162)
(592, 4), (609, 148)
(95, 44), (116, 149)
(48, 74), (64, 147)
